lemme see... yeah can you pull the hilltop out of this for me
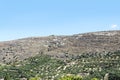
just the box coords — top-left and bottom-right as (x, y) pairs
(0, 30), (120, 63)
(0, 30), (120, 80)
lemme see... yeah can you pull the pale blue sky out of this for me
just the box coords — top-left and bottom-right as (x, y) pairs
(0, 0), (120, 41)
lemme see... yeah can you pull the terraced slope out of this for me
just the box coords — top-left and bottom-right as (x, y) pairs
(0, 51), (120, 80)
(0, 30), (120, 63)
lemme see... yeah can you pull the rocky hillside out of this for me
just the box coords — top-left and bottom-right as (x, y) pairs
(0, 30), (120, 63)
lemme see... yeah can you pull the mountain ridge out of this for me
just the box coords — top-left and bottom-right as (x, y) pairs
(0, 30), (120, 63)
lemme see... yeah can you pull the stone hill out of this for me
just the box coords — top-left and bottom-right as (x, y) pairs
(0, 30), (120, 63)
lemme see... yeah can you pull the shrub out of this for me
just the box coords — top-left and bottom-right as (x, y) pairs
(59, 75), (82, 80)
(29, 75), (41, 80)
(91, 78), (99, 80)
(4, 73), (11, 80)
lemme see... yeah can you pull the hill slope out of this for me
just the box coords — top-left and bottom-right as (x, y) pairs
(0, 30), (120, 63)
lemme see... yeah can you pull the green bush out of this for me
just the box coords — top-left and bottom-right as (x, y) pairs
(59, 75), (82, 80)
(29, 75), (41, 80)
(4, 73), (11, 80)
(91, 78), (99, 80)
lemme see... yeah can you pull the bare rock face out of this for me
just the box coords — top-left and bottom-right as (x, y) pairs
(0, 30), (120, 63)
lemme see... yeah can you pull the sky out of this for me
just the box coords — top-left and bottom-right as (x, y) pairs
(0, 0), (120, 41)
